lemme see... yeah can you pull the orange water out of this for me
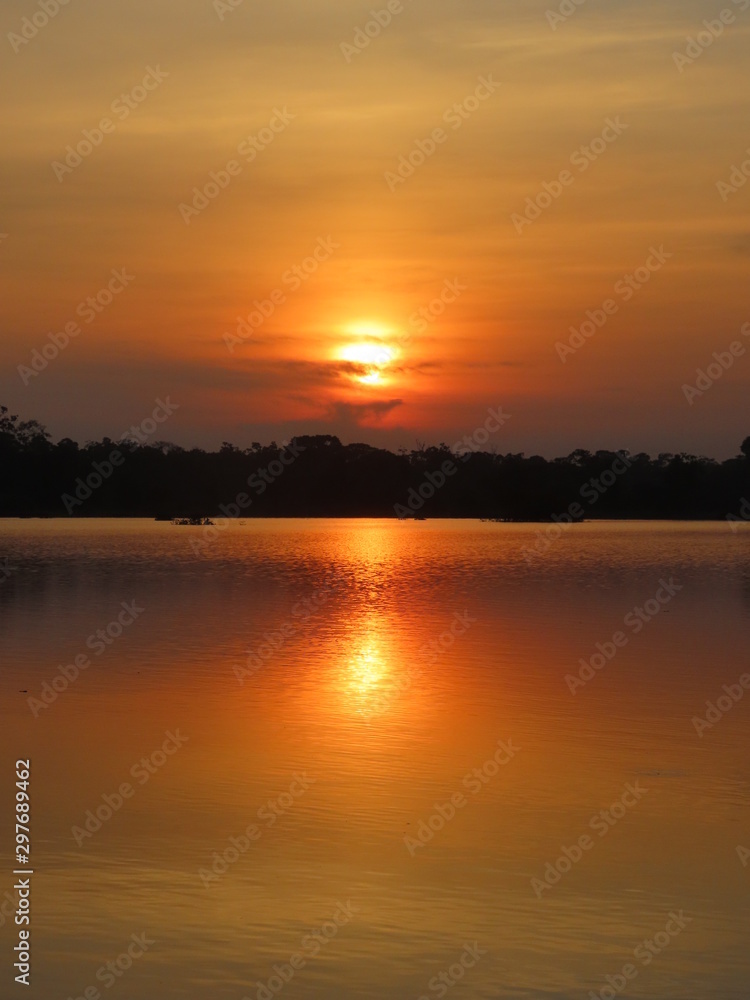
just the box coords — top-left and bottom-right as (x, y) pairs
(1, 519), (748, 999)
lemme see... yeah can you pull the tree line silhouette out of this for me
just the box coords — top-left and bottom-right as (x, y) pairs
(1, 405), (748, 520)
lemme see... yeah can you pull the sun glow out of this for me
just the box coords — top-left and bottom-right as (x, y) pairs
(339, 328), (397, 385)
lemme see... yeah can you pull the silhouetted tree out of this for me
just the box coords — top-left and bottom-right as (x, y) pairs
(0, 402), (747, 521)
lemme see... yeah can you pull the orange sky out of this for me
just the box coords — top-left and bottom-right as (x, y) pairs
(1, 0), (749, 455)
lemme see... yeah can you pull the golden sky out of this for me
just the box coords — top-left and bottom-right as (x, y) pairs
(1, 0), (749, 455)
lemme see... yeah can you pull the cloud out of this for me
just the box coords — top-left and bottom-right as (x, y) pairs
(330, 398), (404, 425)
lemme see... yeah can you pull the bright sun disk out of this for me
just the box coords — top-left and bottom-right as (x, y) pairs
(340, 339), (395, 385)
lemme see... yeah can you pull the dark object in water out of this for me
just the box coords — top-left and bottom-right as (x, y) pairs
(482, 514), (586, 523)
(171, 517), (215, 526)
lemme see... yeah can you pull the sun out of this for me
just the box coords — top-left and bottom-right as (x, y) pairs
(341, 343), (394, 384)
(339, 326), (397, 385)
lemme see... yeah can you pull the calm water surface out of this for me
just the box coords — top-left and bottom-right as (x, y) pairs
(1, 520), (749, 999)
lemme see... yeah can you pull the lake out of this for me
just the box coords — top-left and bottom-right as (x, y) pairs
(1, 519), (749, 999)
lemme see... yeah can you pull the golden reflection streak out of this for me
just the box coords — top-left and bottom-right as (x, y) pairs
(341, 626), (396, 717)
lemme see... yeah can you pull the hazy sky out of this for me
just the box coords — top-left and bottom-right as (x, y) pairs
(1, 0), (748, 456)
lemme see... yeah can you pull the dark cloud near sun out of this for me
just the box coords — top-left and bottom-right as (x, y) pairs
(330, 398), (404, 425)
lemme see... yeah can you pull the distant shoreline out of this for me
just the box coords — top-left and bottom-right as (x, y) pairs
(2, 415), (748, 523)
(0, 515), (743, 524)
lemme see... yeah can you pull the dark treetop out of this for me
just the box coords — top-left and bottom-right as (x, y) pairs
(1, 407), (749, 520)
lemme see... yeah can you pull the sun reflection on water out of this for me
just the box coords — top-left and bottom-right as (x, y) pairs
(342, 625), (395, 716)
